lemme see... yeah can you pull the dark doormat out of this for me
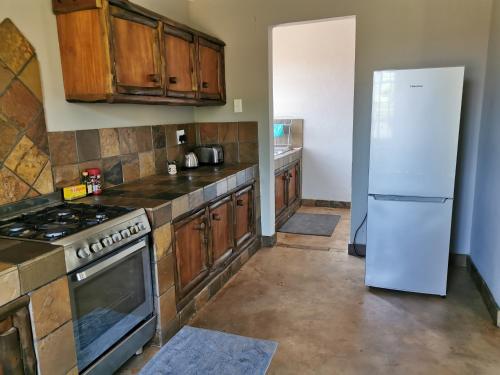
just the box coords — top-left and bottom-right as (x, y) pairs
(138, 326), (278, 375)
(278, 213), (340, 237)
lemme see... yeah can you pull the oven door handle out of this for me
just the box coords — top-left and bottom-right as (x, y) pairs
(74, 240), (147, 282)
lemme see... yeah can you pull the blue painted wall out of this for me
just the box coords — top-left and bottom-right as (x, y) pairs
(471, 0), (500, 303)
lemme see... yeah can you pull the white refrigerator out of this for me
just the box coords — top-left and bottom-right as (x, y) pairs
(365, 67), (464, 296)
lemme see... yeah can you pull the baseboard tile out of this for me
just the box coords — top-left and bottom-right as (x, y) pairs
(468, 260), (500, 327)
(347, 243), (366, 257)
(261, 234), (277, 247)
(301, 199), (351, 209)
(449, 253), (469, 268)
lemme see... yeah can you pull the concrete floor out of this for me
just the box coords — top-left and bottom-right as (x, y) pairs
(119, 207), (500, 374)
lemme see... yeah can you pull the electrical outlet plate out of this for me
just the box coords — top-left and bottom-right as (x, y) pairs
(234, 99), (243, 113)
(176, 129), (186, 144)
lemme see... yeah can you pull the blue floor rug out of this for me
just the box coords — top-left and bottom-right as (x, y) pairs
(139, 326), (278, 375)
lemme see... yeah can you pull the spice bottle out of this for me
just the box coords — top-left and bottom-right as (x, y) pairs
(81, 171), (93, 195)
(86, 168), (102, 195)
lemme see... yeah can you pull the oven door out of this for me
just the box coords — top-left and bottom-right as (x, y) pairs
(68, 237), (153, 371)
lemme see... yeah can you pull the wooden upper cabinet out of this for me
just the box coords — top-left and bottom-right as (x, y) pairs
(110, 7), (162, 95)
(198, 37), (225, 101)
(55, 8), (112, 101)
(53, 0), (225, 105)
(163, 25), (198, 99)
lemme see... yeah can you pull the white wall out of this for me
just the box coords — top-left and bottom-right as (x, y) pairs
(471, 0), (500, 303)
(0, 0), (194, 131)
(189, 0), (492, 247)
(272, 18), (355, 202)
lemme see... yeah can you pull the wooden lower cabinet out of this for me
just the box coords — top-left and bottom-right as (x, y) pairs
(275, 161), (302, 228)
(235, 186), (254, 247)
(288, 163), (300, 205)
(173, 183), (256, 304)
(173, 209), (209, 299)
(275, 170), (287, 217)
(209, 196), (234, 268)
(0, 296), (36, 375)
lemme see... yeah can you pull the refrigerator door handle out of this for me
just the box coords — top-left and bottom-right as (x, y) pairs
(370, 195), (449, 203)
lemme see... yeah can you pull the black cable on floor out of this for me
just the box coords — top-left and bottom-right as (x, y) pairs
(352, 213), (367, 258)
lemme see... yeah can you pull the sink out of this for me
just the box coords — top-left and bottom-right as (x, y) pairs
(274, 146), (291, 156)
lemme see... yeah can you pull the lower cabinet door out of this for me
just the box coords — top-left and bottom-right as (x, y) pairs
(173, 209), (209, 298)
(209, 196), (234, 268)
(235, 186), (254, 247)
(275, 171), (287, 216)
(288, 163), (299, 205)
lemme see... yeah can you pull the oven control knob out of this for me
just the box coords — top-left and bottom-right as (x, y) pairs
(112, 233), (122, 243)
(77, 247), (91, 258)
(138, 222), (147, 231)
(90, 243), (103, 253)
(120, 229), (131, 238)
(101, 237), (113, 247)
(129, 225), (139, 234)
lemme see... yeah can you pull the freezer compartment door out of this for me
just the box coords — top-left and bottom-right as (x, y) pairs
(369, 67), (464, 198)
(365, 195), (453, 296)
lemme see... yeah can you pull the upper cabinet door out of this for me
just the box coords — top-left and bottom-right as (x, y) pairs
(198, 37), (225, 101)
(164, 25), (197, 99)
(110, 6), (163, 96)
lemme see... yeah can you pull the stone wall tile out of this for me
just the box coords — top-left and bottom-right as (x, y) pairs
(29, 277), (71, 340)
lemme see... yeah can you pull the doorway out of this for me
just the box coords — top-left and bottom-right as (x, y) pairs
(270, 16), (356, 250)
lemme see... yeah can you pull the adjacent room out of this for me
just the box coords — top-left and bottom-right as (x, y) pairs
(0, 0), (500, 374)
(272, 17), (356, 251)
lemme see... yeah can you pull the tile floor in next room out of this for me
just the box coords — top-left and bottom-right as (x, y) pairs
(119, 206), (500, 374)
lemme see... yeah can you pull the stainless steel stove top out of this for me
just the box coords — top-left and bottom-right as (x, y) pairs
(0, 199), (151, 273)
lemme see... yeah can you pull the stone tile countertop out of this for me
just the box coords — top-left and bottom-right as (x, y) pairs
(0, 239), (65, 307)
(274, 147), (302, 171)
(78, 163), (259, 228)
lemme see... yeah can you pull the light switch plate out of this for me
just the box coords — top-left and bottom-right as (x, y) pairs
(176, 129), (186, 144)
(234, 99), (243, 113)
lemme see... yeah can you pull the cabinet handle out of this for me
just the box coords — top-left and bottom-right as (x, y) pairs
(169, 76), (177, 84)
(202, 81), (209, 88)
(147, 74), (161, 83)
(193, 222), (206, 231)
(211, 213), (221, 221)
(236, 199), (244, 207)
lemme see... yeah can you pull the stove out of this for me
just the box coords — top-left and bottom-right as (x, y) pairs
(0, 195), (155, 374)
(0, 201), (151, 272)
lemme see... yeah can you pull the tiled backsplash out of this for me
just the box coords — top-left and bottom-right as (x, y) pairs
(0, 19), (54, 205)
(49, 124), (198, 189)
(48, 122), (258, 190)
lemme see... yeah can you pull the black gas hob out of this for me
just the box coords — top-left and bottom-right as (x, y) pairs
(0, 203), (133, 241)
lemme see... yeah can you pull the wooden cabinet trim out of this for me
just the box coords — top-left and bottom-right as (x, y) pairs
(53, 0), (102, 14)
(110, 4), (158, 27)
(164, 24), (194, 42)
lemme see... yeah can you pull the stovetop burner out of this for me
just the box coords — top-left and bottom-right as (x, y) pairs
(0, 203), (133, 242)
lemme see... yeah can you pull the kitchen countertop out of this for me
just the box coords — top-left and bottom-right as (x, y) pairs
(0, 238), (65, 307)
(78, 163), (259, 227)
(274, 147), (302, 170)
(0, 163), (258, 306)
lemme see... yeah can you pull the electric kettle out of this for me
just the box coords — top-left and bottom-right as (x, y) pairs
(184, 152), (199, 168)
